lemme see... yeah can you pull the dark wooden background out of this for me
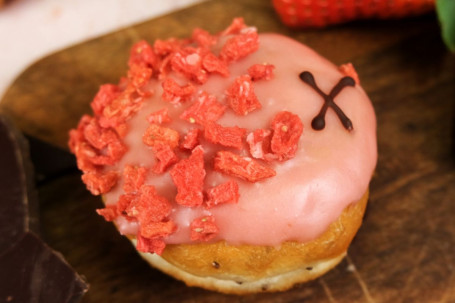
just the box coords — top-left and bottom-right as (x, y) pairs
(1, 0), (454, 302)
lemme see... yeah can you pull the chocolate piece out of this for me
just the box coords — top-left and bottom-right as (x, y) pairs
(299, 71), (355, 131)
(0, 115), (88, 302)
(25, 135), (77, 184)
(0, 233), (88, 303)
(0, 115), (39, 251)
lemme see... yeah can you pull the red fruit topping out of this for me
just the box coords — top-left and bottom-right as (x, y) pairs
(123, 165), (148, 193)
(202, 53), (230, 77)
(68, 115), (90, 153)
(170, 146), (206, 207)
(70, 144), (98, 173)
(339, 63), (360, 84)
(69, 116), (127, 173)
(152, 143), (179, 174)
(180, 128), (200, 150)
(270, 111), (304, 161)
(226, 75), (261, 115)
(128, 40), (159, 70)
(99, 90), (145, 128)
(142, 124), (180, 149)
(116, 193), (137, 215)
(248, 63), (275, 81)
(136, 234), (166, 255)
(205, 180), (240, 209)
(81, 171), (118, 196)
(171, 47), (208, 84)
(114, 123), (128, 138)
(214, 151), (276, 182)
(246, 128), (277, 161)
(161, 78), (195, 104)
(221, 17), (247, 36)
(204, 121), (246, 150)
(126, 185), (172, 223)
(190, 216), (219, 241)
(180, 91), (226, 126)
(91, 84), (122, 116)
(140, 220), (177, 239)
(96, 205), (118, 221)
(192, 28), (217, 48)
(83, 118), (120, 150)
(127, 64), (153, 90)
(220, 29), (259, 62)
(125, 185), (176, 255)
(154, 38), (185, 57)
(147, 108), (171, 124)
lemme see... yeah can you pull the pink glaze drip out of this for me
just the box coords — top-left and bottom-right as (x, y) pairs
(106, 33), (377, 246)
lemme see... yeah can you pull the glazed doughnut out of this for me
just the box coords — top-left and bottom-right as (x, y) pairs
(69, 18), (377, 294)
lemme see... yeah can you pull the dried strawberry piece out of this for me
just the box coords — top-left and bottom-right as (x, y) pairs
(152, 143), (179, 174)
(136, 234), (166, 255)
(83, 118), (118, 150)
(270, 111), (304, 161)
(99, 90), (144, 128)
(128, 64), (153, 90)
(214, 151), (276, 182)
(248, 63), (275, 81)
(180, 128), (200, 150)
(128, 40), (159, 71)
(69, 115), (126, 171)
(116, 193), (137, 215)
(179, 91), (226, 126)
(161, 78), (195, 104)
(339, 63), (360, 85)
(91, 84), (122, 116)
(156, 56), (173, 79)
(192, 28), (217, 48)
(170, 47), (208, 84)
(204, 121), (246, 150)
(81, 170), (118, 195)
(142, 124), (180, 149)
(219, 29), (259, 62)
(153, 38), (185, 57)
(68, 115), (90, 154)
(220, 17), (247, 36)
(205, 180), (240, 209)
(96, 205), (119, 222)
(114, 123), (128, 138)
(84, 139), (127, 167)
(246, 128), (277, 161)
(202, 53), (230, 77)
(147, 108), (171, 124)
(190, 216), (219, 241)
(72, 146), (99, 173)
(126, 185), (176, 254)
(140, 220), (177, 239)
(126, 185), (172, 223)
(123, 165), (148, 193)
(226, 75), (261, 115)
(170, 146), (206, 207)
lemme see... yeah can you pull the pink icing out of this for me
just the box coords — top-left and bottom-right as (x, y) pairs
(104, 33), (377, 246)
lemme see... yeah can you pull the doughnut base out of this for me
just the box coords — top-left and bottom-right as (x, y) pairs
(130, 190), (369, 294)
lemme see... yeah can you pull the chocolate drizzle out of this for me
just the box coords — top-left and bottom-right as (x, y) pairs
(299, 71), (355, 131)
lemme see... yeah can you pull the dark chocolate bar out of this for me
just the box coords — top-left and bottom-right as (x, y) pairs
(0, 115), (88, 302)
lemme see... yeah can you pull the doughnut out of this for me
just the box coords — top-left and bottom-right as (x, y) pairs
(68, 18), (377, 294)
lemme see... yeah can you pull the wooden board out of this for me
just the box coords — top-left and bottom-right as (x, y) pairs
(1, 0), (454, 302)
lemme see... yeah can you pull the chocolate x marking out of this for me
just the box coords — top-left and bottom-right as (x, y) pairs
(299, 71), (355, 131)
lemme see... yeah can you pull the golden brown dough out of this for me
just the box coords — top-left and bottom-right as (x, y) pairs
(131, 191), (368, 294)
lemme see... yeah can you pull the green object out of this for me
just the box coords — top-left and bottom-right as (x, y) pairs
(436, 0), (455, 52)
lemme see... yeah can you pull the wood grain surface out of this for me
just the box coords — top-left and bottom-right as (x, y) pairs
(1, 0), (454, 302)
